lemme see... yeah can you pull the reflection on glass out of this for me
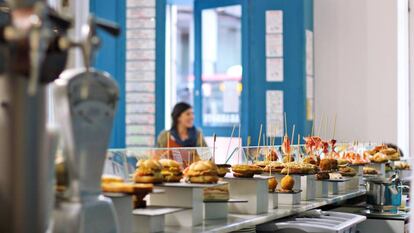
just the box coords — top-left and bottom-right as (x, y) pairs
(165, 4), (195, 112)
(201, 5), (242, 127)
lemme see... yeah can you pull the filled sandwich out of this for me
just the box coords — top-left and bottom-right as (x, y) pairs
(159, 159), (183, 182)
(184, 160), (219, 183)
(134, 159), (163, 183)
(231, 164), (263, 178)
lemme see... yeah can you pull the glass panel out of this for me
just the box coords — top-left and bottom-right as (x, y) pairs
(165, 4), (195, 128)
(174, 5), (195, 106)
(201, 5), (242, 127)
(106, 147), (214, 176)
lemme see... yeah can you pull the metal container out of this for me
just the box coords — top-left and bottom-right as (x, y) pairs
(365, 176), (402, 210)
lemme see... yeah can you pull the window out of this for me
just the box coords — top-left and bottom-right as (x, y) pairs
(201, 6), (242, 127)
(165, 3), (195, 128)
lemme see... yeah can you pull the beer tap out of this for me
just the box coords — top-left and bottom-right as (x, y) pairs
(58, 15), (120, 99)
(0, 1), (71, 233)
(52, 15), (121, 233)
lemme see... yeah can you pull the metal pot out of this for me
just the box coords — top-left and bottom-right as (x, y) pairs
(365, 176), (402, 210)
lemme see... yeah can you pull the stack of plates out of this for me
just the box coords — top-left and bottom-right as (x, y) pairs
(232, 226), (256, 233)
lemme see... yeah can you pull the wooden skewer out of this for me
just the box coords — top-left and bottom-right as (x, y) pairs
(237, 123), (241, 164)
(225, 125), (237, 161)
(317, 113), (324, 137)
(273, 127), (277, 151)
(268, 139), (272, 175)
(311, 113), (316, 136)
(284, 112), (288, 136)
(199, 131), (203, 147)
(324, 115), (329, 140)
(247, 136), (251, 162)
(289, 124), (295, 163)
(192, 150), (195, 164)
(268, 124), (272, 159)
(269, 129), (276, 175)
(263, 133), (266, 161)
(166, 131), (171, 159)
(298, 133), (301, 162)
(213, 134), (217, 162)
(287, 162), (290, 176)
(256, 124), (263, 160)
(332, 113), (337, 139)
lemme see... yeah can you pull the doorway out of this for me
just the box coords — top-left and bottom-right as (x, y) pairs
(164, 0), (244, 163)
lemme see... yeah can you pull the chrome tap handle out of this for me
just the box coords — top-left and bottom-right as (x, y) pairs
(95, 17), (120, 37)
(57, 15), (120, 69)
(1, 2), (72, 94)
(82, 15), (120, 68)
(28, 3), (49, 95)
(57, 15), (120, 100)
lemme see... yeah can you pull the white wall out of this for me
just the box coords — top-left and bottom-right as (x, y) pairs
(314, 0), (402, 146)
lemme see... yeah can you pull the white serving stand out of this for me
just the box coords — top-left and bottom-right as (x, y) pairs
(268, 192), (278, 209)
(223, 174), (271, 214)
(273, 173), (315, 201)
(371, 163), (386, 177)
(204, 199), (247, 220)
(276, 190), (302, 205)
(350, 165), (365, 186)
(327, 178), (351, 195)
(315, 180), (329, 198)
(132, 207), (186, 233)
(344, 176), (359, 191)
(147, 182), (224, 226)
(300, 174), (316, 201)
(399, 169), (411, 180)
(104, 193), (133, 233)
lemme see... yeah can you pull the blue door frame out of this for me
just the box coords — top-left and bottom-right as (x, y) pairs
(194, 0), (250, 140)
(155, 0), (167, 138)
(90, 0), (126, 148)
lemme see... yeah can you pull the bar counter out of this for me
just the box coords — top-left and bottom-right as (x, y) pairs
(164, 189), (366, 233)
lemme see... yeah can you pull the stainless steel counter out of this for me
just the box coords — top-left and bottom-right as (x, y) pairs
(164, 189), (366, 233)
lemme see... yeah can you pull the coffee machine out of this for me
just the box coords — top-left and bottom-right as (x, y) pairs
(52, 16), (121, 233)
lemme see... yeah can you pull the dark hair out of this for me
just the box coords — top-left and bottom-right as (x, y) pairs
(171, 102), (192, 129)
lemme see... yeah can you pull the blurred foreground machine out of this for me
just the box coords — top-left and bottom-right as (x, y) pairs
(0, 1), (70, 232)
(0, 0), (121, 232)
(53, 16), (121, 233)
